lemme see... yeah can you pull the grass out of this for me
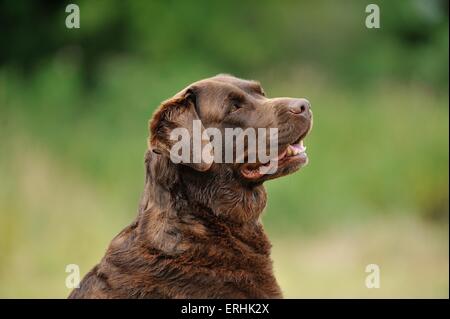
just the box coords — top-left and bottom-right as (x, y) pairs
(271, 217), (448, 298)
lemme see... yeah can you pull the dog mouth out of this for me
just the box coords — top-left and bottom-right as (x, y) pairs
(241, 137), (308, 180)
(277, 139), (307, 161)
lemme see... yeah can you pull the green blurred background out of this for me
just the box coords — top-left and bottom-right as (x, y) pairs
(0, 0), (448, 298)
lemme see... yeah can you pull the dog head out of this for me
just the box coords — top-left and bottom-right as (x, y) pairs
(149, 74), (312, 185)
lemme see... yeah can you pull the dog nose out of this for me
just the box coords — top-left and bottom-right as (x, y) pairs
(289, 98), (311, 118)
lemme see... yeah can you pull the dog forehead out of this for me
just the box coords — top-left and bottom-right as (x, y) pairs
(190, 79), (243, 108)
(194, 75), (262, 92)
(181, 75), (266, 119)
(211, 74), (263, 92)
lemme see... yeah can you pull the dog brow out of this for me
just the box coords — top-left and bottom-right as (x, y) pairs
(247, 81), (265, 96)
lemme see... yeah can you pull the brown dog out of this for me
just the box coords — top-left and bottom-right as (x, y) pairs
(69, 74), (312, 299)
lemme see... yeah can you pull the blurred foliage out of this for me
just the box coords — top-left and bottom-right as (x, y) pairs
(0, 0), (448, 297)
(0, 0), (448, 89)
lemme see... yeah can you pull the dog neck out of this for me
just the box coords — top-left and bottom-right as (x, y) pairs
(135, 151), (270, 253)
(139, 150), (267, 223)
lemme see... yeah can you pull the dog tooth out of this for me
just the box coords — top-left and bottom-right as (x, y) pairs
(287, 146), (293, 156)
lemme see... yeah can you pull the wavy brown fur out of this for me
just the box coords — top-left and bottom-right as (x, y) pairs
(69, 150), (280, 298)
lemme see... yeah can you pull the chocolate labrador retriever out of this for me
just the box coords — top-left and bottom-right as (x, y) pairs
(69, 74), (312, 299)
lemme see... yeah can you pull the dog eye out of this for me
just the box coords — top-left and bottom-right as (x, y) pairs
(230, 102), (243, 113)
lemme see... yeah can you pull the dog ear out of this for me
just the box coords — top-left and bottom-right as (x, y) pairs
(149, 88), (213, 172)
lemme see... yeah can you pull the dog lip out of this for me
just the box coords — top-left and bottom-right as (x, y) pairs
(279, 123), (311, 150)
(294, 130), (309, 145)
(241, 151), (308, 180)
(277, 148), (288, 160)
